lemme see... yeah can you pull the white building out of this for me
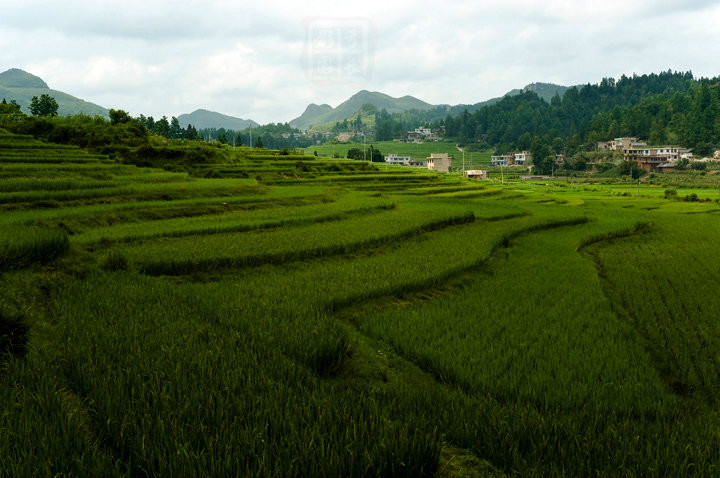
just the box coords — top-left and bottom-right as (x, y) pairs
(384, 154), (412, 165)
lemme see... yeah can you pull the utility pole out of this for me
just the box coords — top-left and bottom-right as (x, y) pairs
(363, 133), (366, 162)
(249, 125), (252, 148)
(462, 150), (465, 174)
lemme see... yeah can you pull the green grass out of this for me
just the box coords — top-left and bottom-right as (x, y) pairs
(0, 225), (69, 270)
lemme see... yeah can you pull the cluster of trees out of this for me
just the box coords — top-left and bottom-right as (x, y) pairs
(331, 115), (365, 134)
(373, 108), (436, 141)
(199, 123), (323, 150)
(1, 111), (148, 150)
(0, 98), (22, 115)
(1, 95), (59, 116)
(135, 114), (200, 140)
(30, 94), (59, 117)
(346, 145), (383, 162)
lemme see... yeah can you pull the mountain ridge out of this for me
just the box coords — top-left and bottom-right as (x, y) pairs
(290, 90), (435, 131)
(290, 83), (570, 131)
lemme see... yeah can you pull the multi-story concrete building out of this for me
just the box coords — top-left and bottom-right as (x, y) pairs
(514, 151), (532, 166)
(490, 151), (532, 167)
(426, 153), (453, 172)
(490, 154), (512, 166)
(623, 146), (693, 171)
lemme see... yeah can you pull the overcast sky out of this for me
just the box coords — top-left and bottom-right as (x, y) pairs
(2, 0), (720, 124)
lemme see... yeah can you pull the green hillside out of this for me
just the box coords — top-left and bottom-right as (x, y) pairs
(0, 68), (108, 117)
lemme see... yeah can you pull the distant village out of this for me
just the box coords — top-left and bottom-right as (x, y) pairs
(594, 137), (720, 171)
(380, 125), (720, 178)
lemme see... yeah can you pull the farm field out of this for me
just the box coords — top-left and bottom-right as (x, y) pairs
(4, 128), (720, 477)
(302, 140), (493, 168)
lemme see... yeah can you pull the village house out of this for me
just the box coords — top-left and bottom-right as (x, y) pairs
(490, 153), (513, 166)
(426, 153), (453, 172)
(623, 146), (693, 171)
(398, 126), (441, 143)
(464, 169), (487, 180)
(514, 151), (532, 166)
(384, 154), (412, 165)
(598, 137), (646, 150)
(490, 151), (532, 167)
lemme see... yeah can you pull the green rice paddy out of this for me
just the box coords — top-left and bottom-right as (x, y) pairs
(3, 129), (720, 476)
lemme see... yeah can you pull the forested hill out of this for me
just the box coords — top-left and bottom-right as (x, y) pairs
(441, 71), (706, 150)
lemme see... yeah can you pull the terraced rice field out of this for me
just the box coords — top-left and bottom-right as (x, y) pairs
(3, 128), (720, 477)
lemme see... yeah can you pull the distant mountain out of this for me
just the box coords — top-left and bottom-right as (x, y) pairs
(0, 68), (109, 117)
(290, 90), (434, 131)
(291, 84), (570, 130)
(177, 109), (259, 130)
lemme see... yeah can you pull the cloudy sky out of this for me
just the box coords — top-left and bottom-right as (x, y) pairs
(1, 0), (719, 124)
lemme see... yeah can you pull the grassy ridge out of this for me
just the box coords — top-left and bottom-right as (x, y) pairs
(75, 197), (395, 245)
(122, 206), (475, 275)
